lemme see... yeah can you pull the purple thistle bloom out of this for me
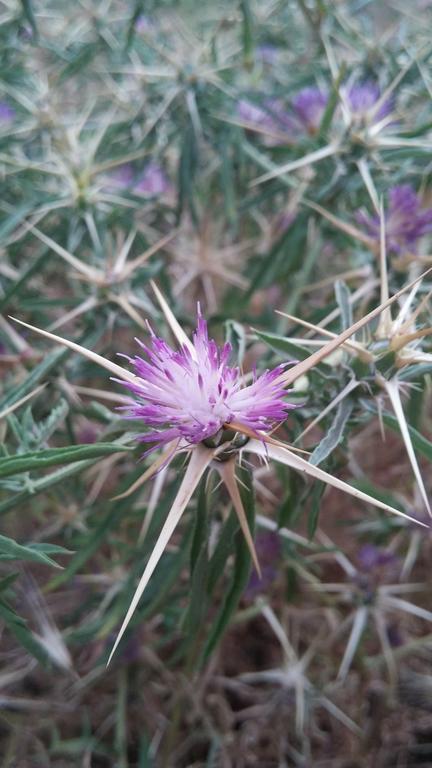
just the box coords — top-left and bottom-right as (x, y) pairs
(292, 86), (328, 134)
(256, 44), (279, 65)
(118, 308), (293, 452)
(244, 532), (282, 598)
(133, 162), (171, 198)
(0, 102), (16, 123)
(357, 544), (398, 572)
(135, 14), (154, 33)
(237, 88), (328, 141)
(344, 81), (393, 125)
(357, 185), (432, 253)
(105, 163), (134, 189)
(236, 99), (297, 145)
(237, 99), (281, 132)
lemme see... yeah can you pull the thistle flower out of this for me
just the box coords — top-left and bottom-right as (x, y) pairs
(0, 102), (16, 123)
(236, 99), (294, 144)
(237, 88), (327, 141)
(133, 162), (171, 198)
(291, 86), (328, 135)
(104, 163), (134, 189)
(313, 533), (432, 680)
(119, 307), (293, 452)
(357, 544), (398, 573)
(11, 273), (428, 663)
(256, 44), (279, 65)
(244, 532), (281, 599)
(344, 81), (393, 127)
(237, 99), (279, 132)
(104, 162), (171, 198)
(135, 14), (154, 33)
(357, 185), (432, 254)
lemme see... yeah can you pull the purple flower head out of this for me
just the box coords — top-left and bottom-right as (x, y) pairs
(244, 532), (282, 599)
(237, 98), (295, 143)
(256, 44), (279, 65)
(237, 99), (279, 132)
(133, 162), (171, 198)
(357, 544), (398, 572)
(354, 545), (400, 597)
(105, 163), (134, 189)
(135, 15), (154, 33)
(77, 423), (99, 444)
(240, 86), (329, 141)
(0, 102), (16, 123)
(292, 87), (328, 134)
(118, 308), (293, 453)
(345, 81), (393, 125)
(357, 185), (432, 254)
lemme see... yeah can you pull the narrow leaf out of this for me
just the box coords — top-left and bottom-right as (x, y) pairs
(310, 399), (353, 466)
(0, 444), (130, 479)
(0, 534), (71, 568)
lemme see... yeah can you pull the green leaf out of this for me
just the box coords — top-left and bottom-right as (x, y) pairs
(207, 512), (239, 595)
(0, 534), (72, 567)
(0, 250), (50, 313)
(307, 482), (325, 539)
(335, 280), (352, 331)
(240, 0), (255, 68)
(0, 347), (69, 414)
(254, 330), (314, 361)
(310, 398), (353, 466)
(0, 601), (50, 666)
(317, 64), (346, 138)
(20, 0), (38, 38)
(0, 437), (131, 515)
(255, 330), (332, 377)
(0, 443), (130, 479)
(201, 467), (255, 664)
(399, 364), (432, 381)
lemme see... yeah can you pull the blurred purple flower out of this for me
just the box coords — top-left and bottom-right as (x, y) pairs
(104, 162), (171, 199)
(256, 44), (279, 65)
(105, 163), (134, 189)
(77, 424), (99, 444)
(386, 622), (403, 648)
(0, 102), (16, 123)
(244, 532), (282, 598)
(344, 81), (393, 125)
(237, 99), (281, 132)
(237, 88), (328, 141)
(133, 162), (171, 198)
(135, 15), (154, 33)
(291, 87), (328, 134)
(357, 544), (398, 572)
(357, 185), (432, 253)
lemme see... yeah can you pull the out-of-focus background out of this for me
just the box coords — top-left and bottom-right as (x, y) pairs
(1, 1), (432, 766)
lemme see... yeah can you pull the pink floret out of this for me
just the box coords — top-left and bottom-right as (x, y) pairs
(117, 308), (293, 452)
